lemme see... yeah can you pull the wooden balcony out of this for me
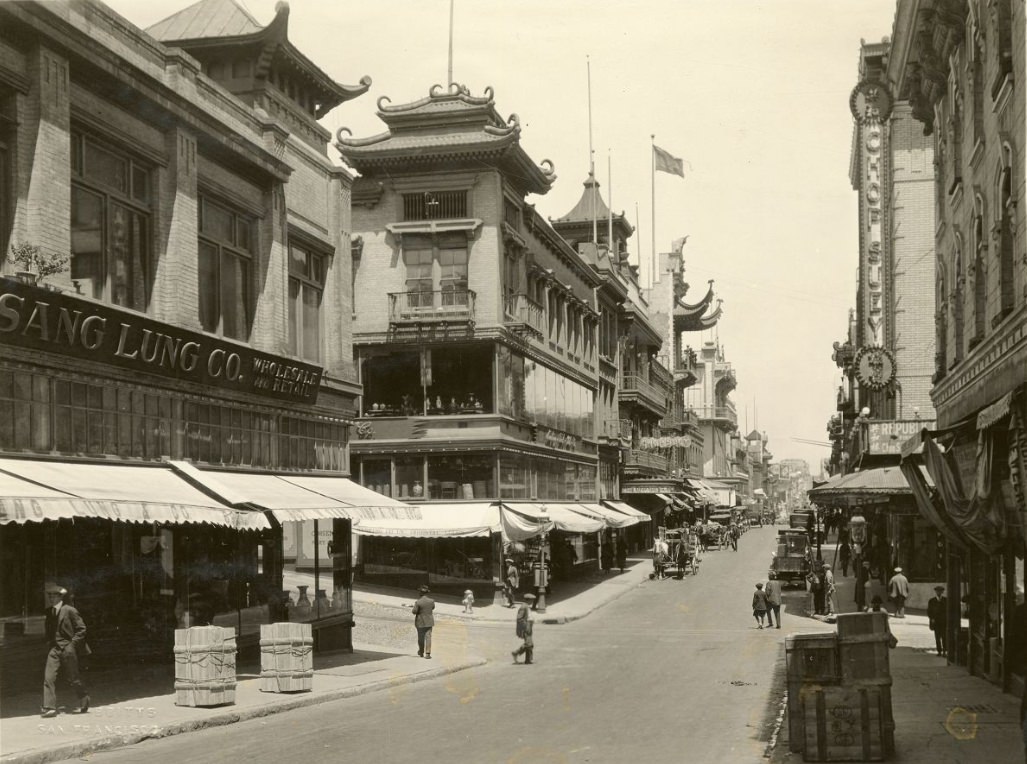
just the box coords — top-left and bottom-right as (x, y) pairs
(389, 289), (476, 325)
(503, 292), (545, 338)
(620, 374), (669, 416)
(600, 418), (632, 442)
(692, 403), (738, 428)
(624, 448), (670, 473)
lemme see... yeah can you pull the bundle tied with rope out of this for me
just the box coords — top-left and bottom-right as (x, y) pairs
(259, 622), (314, 693)
(173, 625), (238, 707)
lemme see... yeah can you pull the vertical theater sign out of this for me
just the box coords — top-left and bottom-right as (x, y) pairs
(850, 80), (897, 405)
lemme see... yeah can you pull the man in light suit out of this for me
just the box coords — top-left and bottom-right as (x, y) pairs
(42, 584), (89, 718)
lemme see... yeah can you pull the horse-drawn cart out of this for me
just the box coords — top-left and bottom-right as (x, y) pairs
(663, 528), (700, 578)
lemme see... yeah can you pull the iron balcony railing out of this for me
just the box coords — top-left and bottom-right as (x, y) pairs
(389, 289), (476, 323)
(691, 403), (738, 425)
(600, 418), (632, 441)
(503, 293), (546, 336)
(621, 374), (669, 413)
(624, 449), (670, 472)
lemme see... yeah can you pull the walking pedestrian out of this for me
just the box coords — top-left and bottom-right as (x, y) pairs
(411, 585), (434, 659)
(807, 568), (824, 616)
(855, 559), (871, 612)
(822, 563), (837, 616)
(927, 585), (947, 656)
(838, 540), (851, 577)
(41, 584), (90, 718)
(888, 567), (910, 618)
(512, 593), (535, 664)
(504, 558), (519, 608)
(615, 536), (627, 574)
(600, 535), (613, 575)
(764, 572), (783, 629)
(752, 582), (769, 629)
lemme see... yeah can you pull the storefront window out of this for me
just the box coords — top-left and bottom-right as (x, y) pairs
(395, 456), (424, 500)
(362, 351), (421, 415)
(427, 454), (494, 500)
(499, 454), (530, 499)
(0, 370), (51, 451)
(281, 519), (351, 624)
(426, 346), (493, 414)
(360, 458), (392, 497)
(497, 346), (526, 419)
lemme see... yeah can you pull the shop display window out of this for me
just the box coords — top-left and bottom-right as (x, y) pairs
(362, 351), (422, 415)
(361, 458), (392, 497)
(427, 454), (493, 500)
(499, 454), (530, 498)
(395, 456), (424, 499)
(281, 519), (351, 624)
(425, 346), (492, 415)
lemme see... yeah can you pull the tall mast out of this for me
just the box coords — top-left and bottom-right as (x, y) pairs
(588, 56), (597, 244)
(447, 0), (455, 85)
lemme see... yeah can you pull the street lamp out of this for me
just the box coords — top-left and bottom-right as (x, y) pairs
(535, 506), (549, 613)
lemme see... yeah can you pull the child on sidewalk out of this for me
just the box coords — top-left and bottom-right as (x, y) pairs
(461, 589), (474, 614)
(752, 582), (769, 629)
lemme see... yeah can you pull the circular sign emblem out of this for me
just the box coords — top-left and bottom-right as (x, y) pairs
(849, 80), (893, 124)
(854, 346), (896, 390)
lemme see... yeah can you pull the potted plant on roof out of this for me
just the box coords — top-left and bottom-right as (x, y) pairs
(5, 243), (70, 289)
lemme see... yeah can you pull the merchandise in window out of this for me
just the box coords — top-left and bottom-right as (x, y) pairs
(70, 132), (152, 310)
(198, 196), (255, 340)
(288, 242), (327, 362)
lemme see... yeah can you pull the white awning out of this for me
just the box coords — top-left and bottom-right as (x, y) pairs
(170, 463), (418, 523)
(352, 503), (500, 538)
(501, 502), (604, 535)
(0, 459), (268, 530)
(578, 502), (642, 528)
(600, 500), (650, 521)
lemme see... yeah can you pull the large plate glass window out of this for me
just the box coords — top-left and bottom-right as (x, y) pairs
(288, 241), (327, 362)
(198, 196), (255, 340)
(70, 131), (152, 310)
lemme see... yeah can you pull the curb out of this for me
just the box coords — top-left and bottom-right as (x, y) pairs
(1, 657), (487, 764)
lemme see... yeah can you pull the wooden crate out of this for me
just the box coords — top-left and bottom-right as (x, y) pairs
(785, 634), (841, 752)
(260, 622), (314, 693)
(838, 633), (891, 685)
(836, 612), (888, 639)
(173, 626), (237, 707)
(801, 685), (894, 761)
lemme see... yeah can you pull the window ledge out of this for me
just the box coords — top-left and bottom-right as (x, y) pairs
(386, 219), (482, 239)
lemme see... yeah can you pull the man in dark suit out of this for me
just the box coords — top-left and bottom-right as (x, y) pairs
(42, 584), (89, 717)
(411, 585), (435, 659)
(927, 585), (948, 656)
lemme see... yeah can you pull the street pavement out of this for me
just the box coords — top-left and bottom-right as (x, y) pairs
(0, 526), (1022, 763)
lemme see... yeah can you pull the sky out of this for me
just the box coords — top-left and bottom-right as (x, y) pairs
(106, 0), (900, 475)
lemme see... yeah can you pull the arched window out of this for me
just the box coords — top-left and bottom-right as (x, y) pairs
(995, 143), (1016, 324)
(952, 239), (964, 365)
(971, 193), (987, 345)
(935, 263), (948, 380)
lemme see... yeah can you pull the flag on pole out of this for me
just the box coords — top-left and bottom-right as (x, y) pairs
(653, 144), (685, 177)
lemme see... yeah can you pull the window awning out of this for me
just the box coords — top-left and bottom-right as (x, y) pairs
(600, 500), (650, 521)
(0, 459), (268, 530)
(352, 502), (500, 538)
(170, 463), (419, 523)
(578, 502), (643, 528)
(501, 502), (604, 535)
(654, 493), (673, 505)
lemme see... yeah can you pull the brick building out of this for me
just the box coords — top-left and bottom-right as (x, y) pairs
(889, 0), (1026, 693)
(0, 0), (390, 679)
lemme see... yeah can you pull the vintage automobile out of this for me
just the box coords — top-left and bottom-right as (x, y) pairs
(770, 528), (811, 588)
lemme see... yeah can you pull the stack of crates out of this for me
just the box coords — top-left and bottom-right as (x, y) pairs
(795, 612), (895, 762)
(173, 625), (237, 707)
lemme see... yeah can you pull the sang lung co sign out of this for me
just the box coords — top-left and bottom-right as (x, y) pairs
(0, 277), (322, 403)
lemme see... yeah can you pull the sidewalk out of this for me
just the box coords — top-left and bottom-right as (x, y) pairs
(770, 542), (1024, 762)
(0, 558), (653, 764)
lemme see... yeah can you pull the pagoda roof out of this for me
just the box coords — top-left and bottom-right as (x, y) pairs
(553, 175), (634, 239)
(148, 0), (371, 116)
(673, 281), (722, 331)
(336, 84), (556, 195)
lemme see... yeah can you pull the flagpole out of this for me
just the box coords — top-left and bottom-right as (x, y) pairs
(651, 134), (656, 289)
(608, 150), (613, 258)
(588, 56), (597, 244)
(447, 0), (455, 85)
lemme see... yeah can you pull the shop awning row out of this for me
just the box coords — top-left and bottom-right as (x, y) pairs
(0, 459), (270, 530)
(0, 459), (415, 530)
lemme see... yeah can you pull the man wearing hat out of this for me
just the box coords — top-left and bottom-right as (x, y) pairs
(927, 585), (948, 656)
(504, 557), (519, 608)
(411, 585), (435, 659)
(888, 566), (910, 618)
(42, 584), (89, 718)
(512, 593), (535, 664)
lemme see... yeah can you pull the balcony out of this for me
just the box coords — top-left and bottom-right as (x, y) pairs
(389, 290), (476, 325)
(620, 374), (669, 416)
(624, 448), (670, 473)
(600, 418), (632, 442)
(503, 292), (545, 338)
(650, 358), (673, 393)
(674, 348), (699, 387)
(665, 405), (698, 429)
(691, 403), (738, 428)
